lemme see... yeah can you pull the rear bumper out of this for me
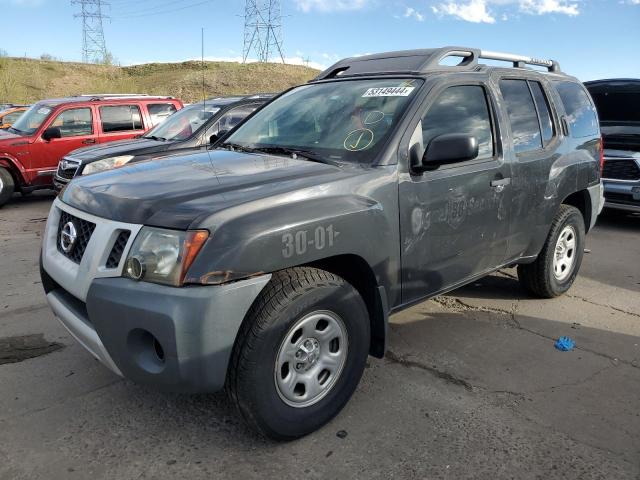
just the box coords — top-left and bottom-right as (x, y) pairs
(603, 180), (640, 213)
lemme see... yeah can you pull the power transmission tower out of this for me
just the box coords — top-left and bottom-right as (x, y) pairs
(71, 0), (109, 64)
(242, 0), (285, 64)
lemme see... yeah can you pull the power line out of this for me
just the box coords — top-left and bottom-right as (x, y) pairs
(242, 0), (285, 64)
(112, 0), (214, 19)
(71, 0), (109, 63)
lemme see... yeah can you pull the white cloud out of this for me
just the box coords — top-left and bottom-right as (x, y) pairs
(403, 6), (425, 21)
(519, 0), (579, 15)
(293, 0), (370, 13)
(433, 0), (496, 23)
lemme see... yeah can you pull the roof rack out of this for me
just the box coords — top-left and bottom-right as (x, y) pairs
(79, 93), (152, 97)
(314, 46), (561, 81)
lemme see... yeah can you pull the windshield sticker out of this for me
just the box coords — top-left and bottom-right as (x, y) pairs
(362, 86), (415, 98)
(344, 128), (374, 151)
(363, 110), (385, 125)
(37, 107), (51, 115)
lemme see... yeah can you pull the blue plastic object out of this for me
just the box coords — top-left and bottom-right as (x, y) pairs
(555, 336), (575, 351)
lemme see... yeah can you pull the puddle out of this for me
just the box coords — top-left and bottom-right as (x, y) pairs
(0, 334), (64, 365)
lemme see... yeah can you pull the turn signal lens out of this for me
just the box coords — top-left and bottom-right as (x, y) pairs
(180, 230), (209, 284)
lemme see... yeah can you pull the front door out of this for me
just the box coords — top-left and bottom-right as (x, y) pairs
(399, 83), (512, 303)
(30, 106), (97, 177)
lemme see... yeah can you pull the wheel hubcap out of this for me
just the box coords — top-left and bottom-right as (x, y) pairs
(275, 310), (348, 408)
(553, 225), (577, 281)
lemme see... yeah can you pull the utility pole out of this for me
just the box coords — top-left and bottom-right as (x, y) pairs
(71, 0), (109, 64)
(242, 0), (285, 64)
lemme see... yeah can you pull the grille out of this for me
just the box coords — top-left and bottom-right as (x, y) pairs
(602, 159), (640, 181)
(57, 211), (96, 264)
(56, 158), (80, 180)
(106, 230), (131, 269)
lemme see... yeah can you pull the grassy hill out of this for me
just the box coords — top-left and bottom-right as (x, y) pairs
(0, 56), (320, 104)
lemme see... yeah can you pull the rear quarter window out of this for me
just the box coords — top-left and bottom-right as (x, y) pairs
(148, 103), (177, 127)
(554, 81), (599, 138)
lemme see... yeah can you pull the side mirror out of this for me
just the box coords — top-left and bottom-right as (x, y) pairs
(209, 130), (228, 145)
(42, 127), (62, 141)
(413, 133), (479, 173)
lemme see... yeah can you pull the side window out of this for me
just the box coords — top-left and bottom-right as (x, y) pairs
(100, 105), (143, 133)
(554, 81), (599, 138)
(50, 108), (93, 137)
(529, 82), (554, 146)
(420, 85), (494, 160)
(218, 105), (259, 133)
(499, 79), (542, 153)
(148, 103), (177, 127)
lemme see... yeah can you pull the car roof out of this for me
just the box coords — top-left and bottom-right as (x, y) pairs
(36, 95), (179, 108)
(313, 46), (566, 82)
(202, 94), (275, 107)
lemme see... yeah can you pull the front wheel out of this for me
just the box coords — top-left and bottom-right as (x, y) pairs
(226, 267), (370, 440)
(0, 167), (15, 207)
(518, 204), (585, 298)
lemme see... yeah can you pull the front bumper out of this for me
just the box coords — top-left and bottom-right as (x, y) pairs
(41, 198), (271, 393)
(603, 180), (640, 213)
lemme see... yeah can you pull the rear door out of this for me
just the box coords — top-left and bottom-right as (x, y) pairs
(30, 105), (97, 176)
(97, 104), (146, 144)
(399, 81), (511, 303)
(497, 77), (562, 260)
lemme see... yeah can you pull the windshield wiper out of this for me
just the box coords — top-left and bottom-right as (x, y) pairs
(145, 135), (167, 141)
(252, 146), (340, 166)
(7, 126), (24, 135)
(219, 142), (259, 153)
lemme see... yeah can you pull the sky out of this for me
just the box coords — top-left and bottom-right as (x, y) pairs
(1, 0), (639, 81)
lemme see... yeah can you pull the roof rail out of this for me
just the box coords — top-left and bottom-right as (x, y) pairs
(78, 93), (152, 97)
(313, 46), (561, 81)
(418, 47), (561, 73)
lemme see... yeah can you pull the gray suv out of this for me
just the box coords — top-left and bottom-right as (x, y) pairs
(40, 47), (604, 440)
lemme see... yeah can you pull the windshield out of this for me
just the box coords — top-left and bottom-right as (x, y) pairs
(10, 104), (53, 135)
(223, 78), (423, 163)
(144, 103), (221, 141)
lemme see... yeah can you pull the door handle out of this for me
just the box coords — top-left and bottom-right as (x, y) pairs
(490, 177), (510, 193)
(490, 178), (511, 187)
(82, 139), (96, 144)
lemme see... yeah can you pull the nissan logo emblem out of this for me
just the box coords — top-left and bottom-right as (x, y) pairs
(60, 221), (78, 253)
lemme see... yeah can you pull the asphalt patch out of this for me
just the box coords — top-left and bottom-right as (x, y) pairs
(0, 334), (64, 365)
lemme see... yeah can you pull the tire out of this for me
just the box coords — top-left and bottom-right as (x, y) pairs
(0, 167), (15, 207)
(226, 267), (370, 440)
(517, 204), (585, 298)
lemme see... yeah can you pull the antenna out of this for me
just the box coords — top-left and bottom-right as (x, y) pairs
(202, 27), (206, 107)
(71, 0), (109, 64)
(242, 0), (285, 63)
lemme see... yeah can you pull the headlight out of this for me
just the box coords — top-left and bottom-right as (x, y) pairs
(124, 227), (209, 286)
(82, 155), (135, 175)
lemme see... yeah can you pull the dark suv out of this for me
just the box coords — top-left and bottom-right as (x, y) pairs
(41, 47), (603, 440)
(53, 94), (273, 188)
(585, 79), (640, 213)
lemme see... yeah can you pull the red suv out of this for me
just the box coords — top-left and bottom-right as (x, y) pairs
(0, 95), (183, 206)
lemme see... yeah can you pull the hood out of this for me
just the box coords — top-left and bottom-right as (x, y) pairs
(0, 130), (24, 142)
(61, 149), (363, 229)
(68, 137), (166, 162)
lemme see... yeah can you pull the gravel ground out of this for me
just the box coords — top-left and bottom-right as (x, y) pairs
(1, 191), (638, 480)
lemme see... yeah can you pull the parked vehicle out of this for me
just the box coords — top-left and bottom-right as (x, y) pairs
(584, 79), (640, 213)
(0, 95), (183, 206)
(41, 47), (603, 440)
(0, 106), (29, 130)
(54, 94), (273, 189)
(0, 103), (28, 112)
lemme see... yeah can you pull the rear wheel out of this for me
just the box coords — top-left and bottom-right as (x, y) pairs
(0, 167), (15, 207)
(518, 204), (585, 298)
(226, 267), (370, 440)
